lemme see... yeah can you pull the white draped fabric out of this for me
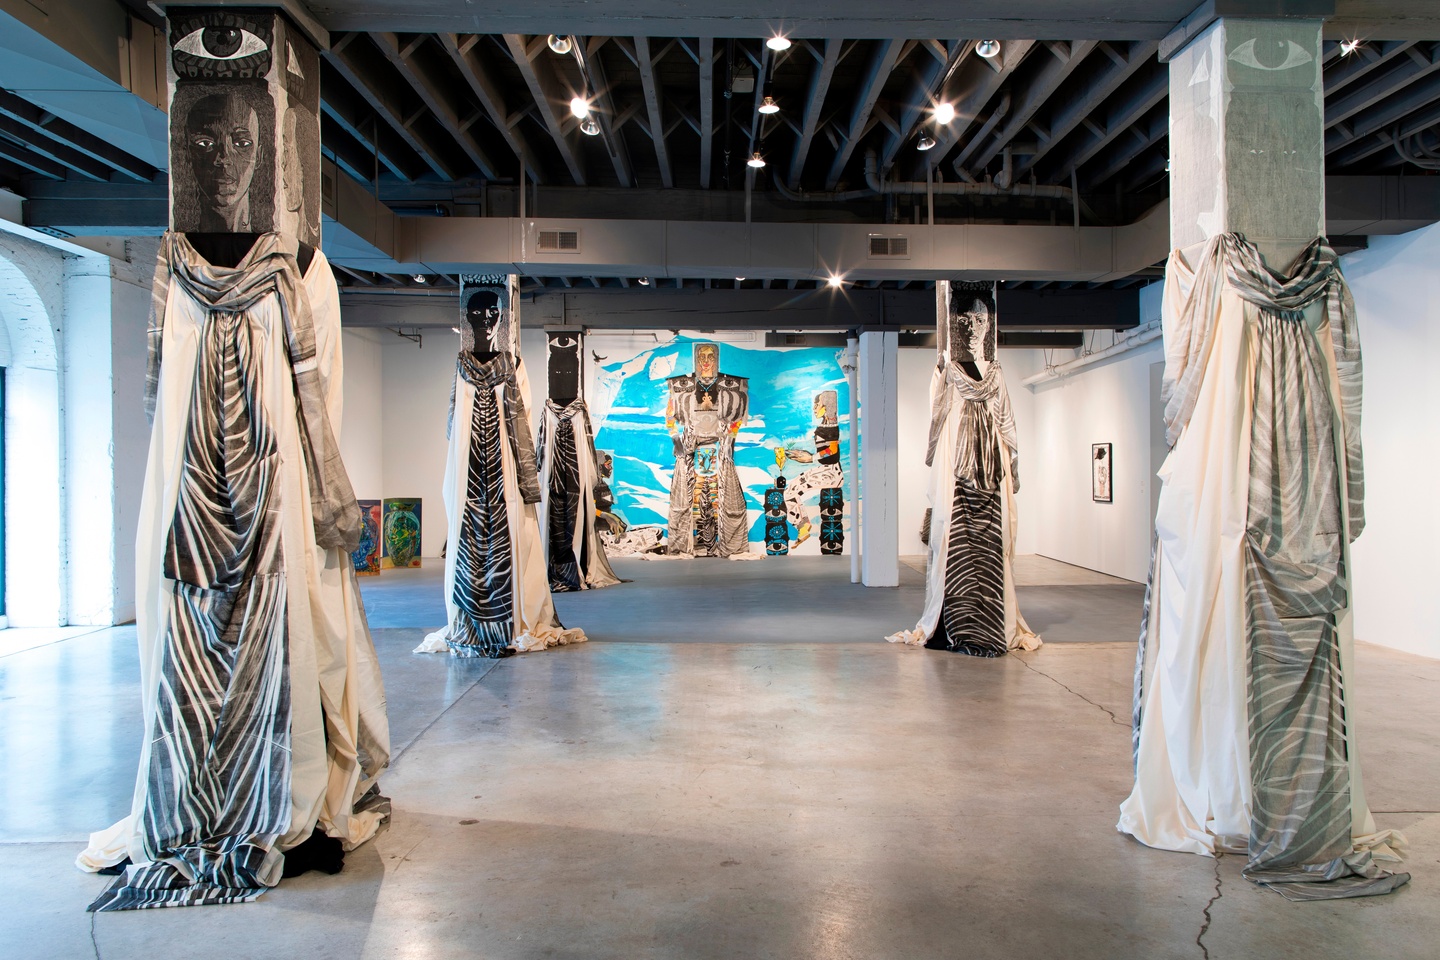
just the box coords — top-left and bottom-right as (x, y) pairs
(79, 236), (390, 906)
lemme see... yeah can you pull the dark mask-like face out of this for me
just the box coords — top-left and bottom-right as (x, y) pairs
(466, 290), (503, 348)
(187, 92), (260, 208)
(547, 332), (581, 399)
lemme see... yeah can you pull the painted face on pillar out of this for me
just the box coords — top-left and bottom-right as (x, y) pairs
(188, 93), (260, 214)
(695, 344), (719, 380)
(466, 290), (502, 349)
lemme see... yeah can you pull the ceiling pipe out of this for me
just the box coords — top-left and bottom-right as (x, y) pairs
(863, 150), (1074, 200)
(1020, 319), (1162, 387)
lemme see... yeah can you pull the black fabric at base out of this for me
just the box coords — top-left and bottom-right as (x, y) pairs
(281, 828), (345, 878)
(185, 234), (315, 274)
(96, 858), (131, 876)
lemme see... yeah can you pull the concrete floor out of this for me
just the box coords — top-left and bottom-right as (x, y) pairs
(2, 556), (1436, 959)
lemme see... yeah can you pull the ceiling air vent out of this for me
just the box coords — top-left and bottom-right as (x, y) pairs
(867, 234), (910, 258)
(537, 229), (581, 253)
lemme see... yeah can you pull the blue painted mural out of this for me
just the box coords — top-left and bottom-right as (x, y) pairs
(591, 335), (852, 549)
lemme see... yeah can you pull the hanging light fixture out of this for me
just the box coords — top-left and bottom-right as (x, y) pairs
(570, 96), (591, 119)
(766, 35), (792, 52)
(917, 132), (937, 151)
(747, 151), (767, 168)
(758, 95), (780, 115)
(975, 39), (1001, 59)
(412, 274), (428, 284)
(547, 34), (572, 55)
(638, 276), (651, 286)
(580, 116), (601, 136)
(1340, 38), (1362, 56)
(933, 102), (956, 125)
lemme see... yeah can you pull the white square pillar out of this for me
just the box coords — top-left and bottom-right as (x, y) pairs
(858, 330), (898, 587)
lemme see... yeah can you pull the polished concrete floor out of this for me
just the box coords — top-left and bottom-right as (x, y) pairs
(2, 555), (1437, 959)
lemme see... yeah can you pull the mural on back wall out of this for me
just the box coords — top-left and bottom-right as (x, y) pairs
(591, 335), (852, 554)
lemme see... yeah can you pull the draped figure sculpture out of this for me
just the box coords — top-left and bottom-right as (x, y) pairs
(665, 342), (750, 557)
(1119, 234), (1408, 901)
(888, 282), (1040, 656)
(537, 330), (621, 591)
(81, 233), (391, 910)
(417, 280), (586, 657)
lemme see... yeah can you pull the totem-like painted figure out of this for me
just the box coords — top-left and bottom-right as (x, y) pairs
(781, 390), (845, 553)
(665, 342), (750, 557)
(83, 7), (390, 911)
(419, 277), (586, 658)
(537, 330), (621, 591)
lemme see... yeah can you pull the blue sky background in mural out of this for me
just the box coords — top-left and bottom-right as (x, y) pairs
(592, 336), (852, 544)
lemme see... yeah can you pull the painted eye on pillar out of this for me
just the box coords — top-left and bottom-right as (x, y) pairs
(175, 26), (269, 62)
(1227, 38), (1313, 72)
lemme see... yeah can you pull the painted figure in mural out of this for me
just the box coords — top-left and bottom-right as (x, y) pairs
(1120, 234), (1408, 900)
(780, 390), (844, 548)
(538, 331), (621, 592)
(665, 342), (750, 557)
(418, 281), (586, 658)
(887, 281), (1040, 657)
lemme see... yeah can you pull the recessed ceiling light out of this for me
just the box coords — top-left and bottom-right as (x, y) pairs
(976, 39), (1001, 59)
(766, 36), (792, 52)
(580, 117), (600, 136)
(638, 276), (651, 286)
(570, 96), (590, 119)
(747, 151), (767, 168)
(547, 34), (572, 55)
(736, 276), (746, 281)
(933, 102), (956, 125)
(413, 274), (428, 284)
(758, 95), (780, 115)
(1340, 38), (1362, 56)
(917, 132), (937, 151)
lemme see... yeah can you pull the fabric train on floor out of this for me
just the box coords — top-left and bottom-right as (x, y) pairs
(79, 233), (391, 911)
(1119, 233), (1408, 900)
(416, 353), (585, 657)
(538, 398), (621, 592)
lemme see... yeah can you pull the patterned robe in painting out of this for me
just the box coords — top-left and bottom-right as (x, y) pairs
(417, 353), (585, 657)
(537, 398), (621, 592)
(665, 373), (750, 557)
(81, 233), (390, 911)
(1119, 234), (1408, 901)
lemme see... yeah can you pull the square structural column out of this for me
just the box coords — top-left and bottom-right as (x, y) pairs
(858, 330), (899, 587)
(1168, 15), (1326, 266)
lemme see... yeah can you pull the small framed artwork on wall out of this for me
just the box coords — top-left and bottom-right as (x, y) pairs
(1092, 443), (1113, 503)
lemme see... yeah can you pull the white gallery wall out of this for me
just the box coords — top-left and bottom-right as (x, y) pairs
(1341, 223), (1440, 660)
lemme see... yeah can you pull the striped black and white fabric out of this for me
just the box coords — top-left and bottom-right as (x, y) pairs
(1122, 234), (1407, 901)
(87, 233), (390, 911)
(537, 398), (620, 592)
(418, 352), (587, 657)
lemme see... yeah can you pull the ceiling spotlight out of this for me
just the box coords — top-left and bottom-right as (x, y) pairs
(736, 276), (746, 281)
(638, 276), (651, 286)
(547, 34), (572, 55)
(413, 274), (428, 284)
(1340, 38), (1362, 56)
(758, 95), (780, 115)
(827, 275), (845, 289)
(976, 39), (1001, 59)
(747, 151), (767, 168)
(570, 96), (591, 119)
(580, 116), (601, 136)
(766, 35), (792, 52)
(933, 102), (956, 125)
(917, 132), (937, 151)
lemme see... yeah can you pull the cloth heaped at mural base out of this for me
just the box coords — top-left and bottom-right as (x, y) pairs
(590, 335), (852, 555)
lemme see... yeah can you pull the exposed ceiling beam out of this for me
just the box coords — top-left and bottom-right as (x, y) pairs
(913, 40), (1036, 181)
(583, 41), (636, 188)
(1326, 41), (1440, 131)
(503, 34), (588, 185)
(699, 36), (716, 188)
(959, 40), (1099, 176)
(1014, 39), (1159, 179)
(825, 39), (906, 190)
(1039, 63), (1168, 183)
(634, 36), (674, 188)
(1325, 39), (1417, 96)
(0, 87), (156, 182)
(1079, 106), (1167, 188)
(876, 39), (966, 177)
(440, 33), (546, 183)
(0, 138), (66, 178)
(324, 32), (459, 180)
(319, 63), (423, 181)
(373, 33), (501, 180)
(788, 39), (844, 188)
(0, 114), (113, 181)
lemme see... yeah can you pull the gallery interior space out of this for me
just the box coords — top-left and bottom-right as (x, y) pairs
(2, 0), (1440, 956)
